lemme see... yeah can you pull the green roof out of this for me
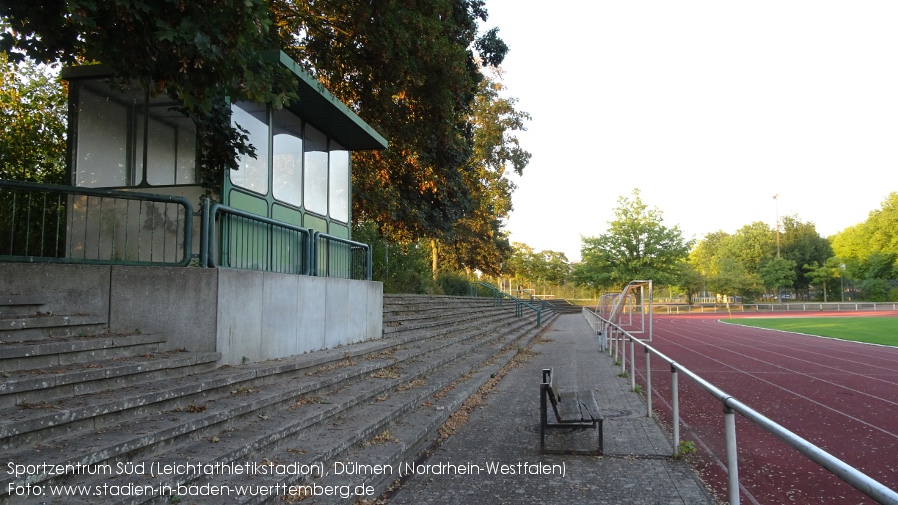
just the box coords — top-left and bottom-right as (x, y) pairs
(262, 51), (387, 151)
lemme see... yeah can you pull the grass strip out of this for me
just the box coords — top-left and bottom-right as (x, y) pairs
(729, 317), (898, 346)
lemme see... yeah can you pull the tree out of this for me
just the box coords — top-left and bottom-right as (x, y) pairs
(804, 257), (844, 302)
(271, 0), (510, 240)
(2, 1), (299, 189)
(759, 257), (797, 301)
(670, 260), (704, 304)
(779, 216), (833, 295)
(708, 257), (763, 300)
(832, 193), (898, 282)
(431, 73), (530, 275)
(688, 230), (730, 289)
(353, 221), (434, 294)
(575, 189), (693, 290)
(0, 53), (66, 183)
(727, 222), (775, 274)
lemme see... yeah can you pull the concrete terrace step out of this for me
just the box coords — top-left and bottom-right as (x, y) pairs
(382, 295), (500, 311)
(0, 307), (531, 451)
(0, 350), (221, 408)
(1, 314), (109, 342)
(34, 312), (553, 504)
(0, 310), (546, 503)
(0, 295), (46, 318)
(218, 323), (548, 505)
(383, 303), (505, 323)
(0, 333), (166, 372)
(295, 326), (548, 504)
(383, 301), (503, 321)
(382, 306), (521, 338)
(541, 299), (584, 314)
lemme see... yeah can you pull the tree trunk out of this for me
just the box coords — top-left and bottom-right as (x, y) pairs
(431, 239), (438, 280)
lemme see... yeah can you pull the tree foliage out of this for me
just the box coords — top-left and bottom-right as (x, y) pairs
(1, 0), (298, 188)
(803, 257), (844, 302)
(759, 257), (797, 294)
(779, 215), (833, 292)
(687, 215), (834, 301)
(574, 189), (692, 291)
(433, 74), (530, 275)
(506, 242), (570, 293)
(0, 53), (66, 183)
(270, 0), (509, 241)
(832, 193), (898, 280)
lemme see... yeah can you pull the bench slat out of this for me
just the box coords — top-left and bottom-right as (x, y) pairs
(577, 390), (602, 421)
(556, 389), (583, 422)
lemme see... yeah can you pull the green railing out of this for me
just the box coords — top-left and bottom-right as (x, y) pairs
(201, 200), (371, 280)
(0, 179), (193, 266)
(1, 181), (372, 280)
(471, 281), (551, 326)
(201, 201), (311, 275)
(312, 231), (372, 280)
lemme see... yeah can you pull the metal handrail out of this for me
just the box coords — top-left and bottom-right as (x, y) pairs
(311, 231), (372, 281)
(583, 307), (898, 505)
(472, 281), (544, 326)
(654, 302), (898, 314)
(202, 200), (311, 274)
(1, 179), (193, 266)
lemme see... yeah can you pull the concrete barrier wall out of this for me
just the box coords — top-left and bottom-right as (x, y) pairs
(2, 263), (383, 364)
(0, 263), (111, 317)
(108, 266), (219, 352)
(216, 270), (383, 364)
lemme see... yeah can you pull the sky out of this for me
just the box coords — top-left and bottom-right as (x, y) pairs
(480, 1), (898, 262)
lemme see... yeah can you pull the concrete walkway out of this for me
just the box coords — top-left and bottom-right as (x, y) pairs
(388, 314), (717, 505)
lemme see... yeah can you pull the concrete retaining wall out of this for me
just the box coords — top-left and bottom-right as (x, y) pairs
(1, 263), (383, 364)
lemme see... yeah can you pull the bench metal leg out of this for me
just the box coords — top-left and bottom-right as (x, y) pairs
(540, 382), (548, 451)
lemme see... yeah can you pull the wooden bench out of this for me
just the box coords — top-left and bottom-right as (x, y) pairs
(540, 368), (603, 455)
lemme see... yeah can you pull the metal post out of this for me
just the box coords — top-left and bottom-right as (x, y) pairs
(648, 280), (653, 341)
(610, 326), (615, 357)
(606, 324), (612, 357)
(629, 338), (636, 391)
(621, 331), (627, 374)
(671, 366), (679, 456)
(645, 346), (652, 417)
(612, 327), (617, 359)
(724, 405), (740, 505)
(199, 197), (210, 267)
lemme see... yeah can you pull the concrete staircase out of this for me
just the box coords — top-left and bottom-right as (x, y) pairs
(542, 299), (584, 315)
(1, 294), (554, 504)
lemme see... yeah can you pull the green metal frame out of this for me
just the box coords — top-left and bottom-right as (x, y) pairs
(471, 281), (552, 327)
(0, 179), (193, 266)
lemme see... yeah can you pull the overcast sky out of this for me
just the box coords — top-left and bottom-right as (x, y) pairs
(482, 1), (897, 262)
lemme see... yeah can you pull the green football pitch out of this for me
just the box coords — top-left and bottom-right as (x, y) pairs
(729, 317), (898, 347)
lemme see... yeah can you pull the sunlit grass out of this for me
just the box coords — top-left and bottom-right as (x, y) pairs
(729, 317), (898, 346)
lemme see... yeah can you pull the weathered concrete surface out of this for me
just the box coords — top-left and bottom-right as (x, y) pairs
(0, 263), (110, 318)
(388, 314), (717, 505)
(2, 263), (383, 364)
(109, 265), (218, 351)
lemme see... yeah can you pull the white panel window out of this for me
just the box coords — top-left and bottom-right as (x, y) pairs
(272, 109), (303, 207)
(328, 143), (349, 223)
(230, 102), (269, 195)
(175, 124), (197, 184)
(75, 87), (129, 187)
(134, 102), (196, 186)
(137, 114), (177, 185)
(303, 125), (328, 215)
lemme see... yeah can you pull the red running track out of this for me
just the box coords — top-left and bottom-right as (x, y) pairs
(620, 312), (898, 505)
